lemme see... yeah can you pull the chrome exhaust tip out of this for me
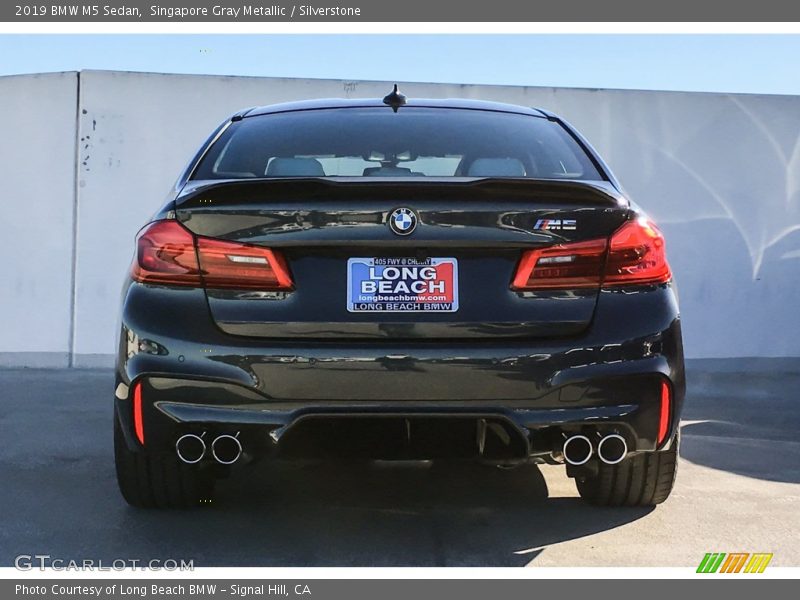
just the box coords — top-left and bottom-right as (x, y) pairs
(211, 433), (242, 465)
(597, 434), (628, 465)
(563, 434), (593, 466)
(176, 433), (206, 464)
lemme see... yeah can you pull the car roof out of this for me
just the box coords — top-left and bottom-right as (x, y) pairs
(243, 97), (551, 119)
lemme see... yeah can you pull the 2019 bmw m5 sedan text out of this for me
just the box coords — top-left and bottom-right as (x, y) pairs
(114, 90), (684, 509)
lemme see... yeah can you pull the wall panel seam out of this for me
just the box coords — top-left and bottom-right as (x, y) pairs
(67, 71), (81, 368)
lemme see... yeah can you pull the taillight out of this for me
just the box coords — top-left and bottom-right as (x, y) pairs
(131, 220), (202, 286)
(511, 217), (671, 290)
(511, 238), (607, 290)
(196, 237), (293, 290)
(131, 220), (293, 290)
(603, 218), (671, 286)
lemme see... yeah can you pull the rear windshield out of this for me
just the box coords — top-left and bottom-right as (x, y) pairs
(192, 107), (603, 181)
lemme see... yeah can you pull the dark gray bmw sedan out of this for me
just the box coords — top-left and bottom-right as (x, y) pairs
(114, 91), (684, 508)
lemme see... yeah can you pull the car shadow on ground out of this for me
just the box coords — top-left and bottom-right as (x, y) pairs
(679, 421), (800, 484)
(108, 459), (652, 566)
(679, 364), (800, 484)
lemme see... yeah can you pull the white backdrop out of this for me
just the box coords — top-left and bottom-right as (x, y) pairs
(2, 70), (799, 366)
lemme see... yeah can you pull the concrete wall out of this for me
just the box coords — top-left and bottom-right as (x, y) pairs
(0, 72), (78, 367)
(2, 70), (799, 366)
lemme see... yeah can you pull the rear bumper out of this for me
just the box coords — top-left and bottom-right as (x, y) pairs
(115, 281), (685, 460)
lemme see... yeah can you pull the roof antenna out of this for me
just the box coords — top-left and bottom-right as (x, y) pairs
(382, 84), (407, 112)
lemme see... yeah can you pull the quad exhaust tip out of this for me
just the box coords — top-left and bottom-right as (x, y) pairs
(562, 432), (629, 466)
(562, 434), (593, 466)
(176, 433), (206, 464)
(597, 433), (628, 465)
(211, 433), (242, 465)
(176, 432), (243, 465)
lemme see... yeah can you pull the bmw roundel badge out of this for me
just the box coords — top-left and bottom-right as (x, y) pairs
(388, 207), (418, 236)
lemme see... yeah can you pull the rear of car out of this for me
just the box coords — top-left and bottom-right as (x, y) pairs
(114, 98), (684, 509)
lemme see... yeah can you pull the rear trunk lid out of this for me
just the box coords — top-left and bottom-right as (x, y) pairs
(175, 178), (630, 341)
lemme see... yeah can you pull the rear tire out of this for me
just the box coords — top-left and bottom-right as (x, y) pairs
(575, 435), (678, 507)
(114, 416), (214, 508)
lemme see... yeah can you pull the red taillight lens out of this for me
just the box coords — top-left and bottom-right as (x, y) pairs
(131, 220), (293, 290)
(603, 218), (671, 286)
(196, 237), (293, 290)
(511, 217), (671, 290)
(658, 380), (671, 445)
(511, 238), (608, 290)
(133, 382), (144, 446)
(131, 220), (202, 286)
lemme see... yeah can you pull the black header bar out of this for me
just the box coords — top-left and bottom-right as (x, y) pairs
(4, 0), (800, 22)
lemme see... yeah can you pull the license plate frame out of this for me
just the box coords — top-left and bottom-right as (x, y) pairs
(347, 257), (459, 313)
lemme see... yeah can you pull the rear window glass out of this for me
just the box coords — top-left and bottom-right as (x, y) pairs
(192, 107), (603, 181)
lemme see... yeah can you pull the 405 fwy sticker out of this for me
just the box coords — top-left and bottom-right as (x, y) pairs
(347, 257), (459, 313)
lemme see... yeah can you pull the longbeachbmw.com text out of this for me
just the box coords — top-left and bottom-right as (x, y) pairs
(14, 4), (362, 18)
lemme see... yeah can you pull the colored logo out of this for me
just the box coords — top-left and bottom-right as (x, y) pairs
(388, 207), (418, 236)
(697, 552), (773, 573)
(533, 218), (576, 231)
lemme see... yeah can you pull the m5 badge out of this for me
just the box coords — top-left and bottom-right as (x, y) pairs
(533, 219), (577, 231)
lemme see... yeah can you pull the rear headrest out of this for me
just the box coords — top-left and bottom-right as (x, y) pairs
(265, 157), (325, 177)
(467, 158), (526, 177)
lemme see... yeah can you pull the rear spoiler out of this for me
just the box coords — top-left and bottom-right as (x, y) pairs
(175, 177), (628, 209)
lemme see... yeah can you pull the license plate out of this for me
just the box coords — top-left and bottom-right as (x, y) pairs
(347, 257), (459, 313)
